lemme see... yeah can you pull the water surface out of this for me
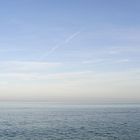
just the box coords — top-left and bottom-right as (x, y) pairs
(0, 102), (140, 140)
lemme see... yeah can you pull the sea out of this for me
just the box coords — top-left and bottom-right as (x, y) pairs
(0, 102), (140, 140)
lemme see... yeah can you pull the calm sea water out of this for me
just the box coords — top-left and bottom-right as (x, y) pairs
(0, 102), (140, 140)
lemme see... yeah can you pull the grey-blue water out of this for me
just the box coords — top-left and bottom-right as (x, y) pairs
(0, 102), (140, 140)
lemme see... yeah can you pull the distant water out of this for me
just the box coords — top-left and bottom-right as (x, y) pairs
(0, 102), (140, 140)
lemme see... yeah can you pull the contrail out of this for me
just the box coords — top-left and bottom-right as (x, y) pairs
(39, 31), (81, 60)
(63, 31), (81, 44)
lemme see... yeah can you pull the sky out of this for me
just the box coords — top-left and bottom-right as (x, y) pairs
(0, 0), (140, 103)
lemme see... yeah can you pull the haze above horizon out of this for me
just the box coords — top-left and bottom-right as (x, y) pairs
(0, 0), (140, 103)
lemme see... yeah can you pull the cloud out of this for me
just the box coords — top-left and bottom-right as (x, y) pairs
(39, 31), (81, 60)
(0, 68), (140, 102)
(82, 57), (130, 65)
(0, 48), (23, 52)
(0, 60), (92, 82)
(115, 59), (130, 63)
(0, 70), (93, 82)
(0, 61), (62, 73)
(82, 59), (104, 64)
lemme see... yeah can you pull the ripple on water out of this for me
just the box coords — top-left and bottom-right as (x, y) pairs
(0, 103), (140, 140)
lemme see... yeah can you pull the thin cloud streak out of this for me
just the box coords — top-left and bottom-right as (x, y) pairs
(39, 31), (81, 60)
(0, 60), (62, 73)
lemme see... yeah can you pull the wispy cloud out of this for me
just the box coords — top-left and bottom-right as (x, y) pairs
(115, 59), (130, 63)
(82, 59), (104, 64)
(82, 58), (131, 65)
(39, 31), (81, 60)
(0, 61), (62, 73)
(0, 48), (25, 52)
(0, 71), (92, 82)
(1, 68), (140, 102)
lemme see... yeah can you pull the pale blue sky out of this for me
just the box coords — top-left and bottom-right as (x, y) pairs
(0, 0), (140, 103)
